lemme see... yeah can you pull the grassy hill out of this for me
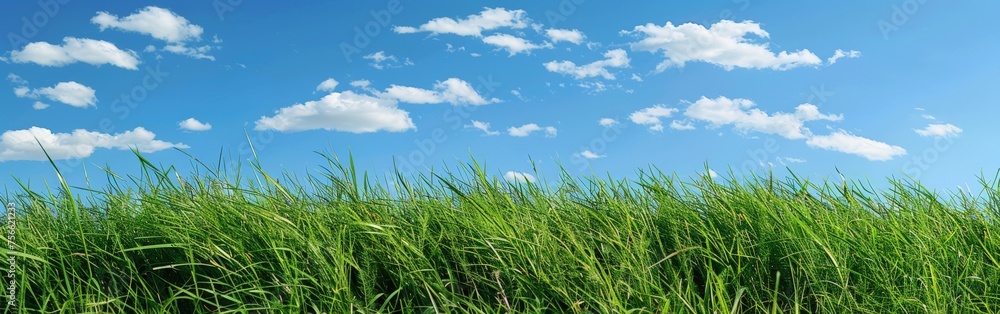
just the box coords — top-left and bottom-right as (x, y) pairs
(3, 153), (999, 313)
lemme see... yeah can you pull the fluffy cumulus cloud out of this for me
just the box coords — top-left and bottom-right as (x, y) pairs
(630, 105), (679, 131)
(915, 123), (963, 138)
(467, 120), (500, 136)
(394, 7), (529, 37)
(827, 49), (861, 64)
(350, 80), (371, 89)
(255, 91), (415, 133)
(178, 118), (212, 131)
(577, 150), (605, 159)
(15, 81), (97, 108)
(544, 49), (630, 79)
(394, 8), (548, 56)
(598, 118), (618, 127)
(683, 97), (840, 139)
(0, 127), (186, 161)
(92, 6), (203, 43)
(316, 78), (339, 92)
(508, 124), (557, 137)
(10, 37), (140, 70)
(625, 20), (823, 71)
(482, 34), (551, 56)
(545, 28), (586, 44)
(93, 6), (217, 60)
(806, 131), (907, 161)
(381, 78), (498, 105)
(503, 171), (536, 183)
(661, 96), (903, 160)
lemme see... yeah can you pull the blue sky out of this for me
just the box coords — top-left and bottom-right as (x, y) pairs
(1, 0), (997, 194)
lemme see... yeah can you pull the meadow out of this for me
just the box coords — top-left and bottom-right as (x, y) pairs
(2, 151), (999, 313)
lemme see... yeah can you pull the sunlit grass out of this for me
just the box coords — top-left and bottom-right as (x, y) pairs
(2, 150), (999, 313)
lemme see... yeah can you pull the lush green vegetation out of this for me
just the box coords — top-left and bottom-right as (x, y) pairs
(3, 152), (999, 313)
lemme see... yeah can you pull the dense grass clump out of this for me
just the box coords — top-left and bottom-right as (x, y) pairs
(2, 152), (1000, 313)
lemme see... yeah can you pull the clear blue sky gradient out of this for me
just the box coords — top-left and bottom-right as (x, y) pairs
(1, 0), (997, 195)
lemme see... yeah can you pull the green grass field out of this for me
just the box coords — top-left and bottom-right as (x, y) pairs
(3, 152), (999, 313)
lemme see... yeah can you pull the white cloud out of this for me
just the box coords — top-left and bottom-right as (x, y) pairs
(827, 49), (861, 65)
(467, 120), (500, 136)
(915, 123), (963, 138)
(669, 120), (695, 130)
(363, 51), (402, 69)
(630, 105), (679, 131)
(16, 81), (97, 108)
(806, 130), (906, 161)
(445, 43), (465, 52)
(578, 150), (605, 159)
(503, 171), (536, 183)
(92, 6), (218, 60)
(921, 114), (936, 120)
(482, 34), (551, 56)
(794, 104), (843, 122)
(577, 81), (609, 93)
(630, 74), (643, 82)
(382, 78), (498, 105)
(545, 126), (557, 137)
(10, 37), (140, 70)
(470, 52), (481, 57)
(254, 91), (415, 133)
(178, 118), (212, 131)
(32, 102), (49, 110)
(508, 123), (557, 137)
(598, 118), (618, 127)
(350, 80), (371, 89)
(6, 74), (27, 85)
(510, 89), (527, 101)
(776, 156), (806, 164)
(0, 126), (186, 161)
(162, 43), (216, 60)
(316, 78), (339, 92)
(708, 169), (719, 178)
(393, 7), (529, 37)
(13, 87), (30, 97)
(625, 20), (822, 71)
(544, 49), (630, 80)
(683, 97), (840, 139)
(545, 28), (586, 44)
(395, 9), (553, 57)
(92, 6), (204, 43)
